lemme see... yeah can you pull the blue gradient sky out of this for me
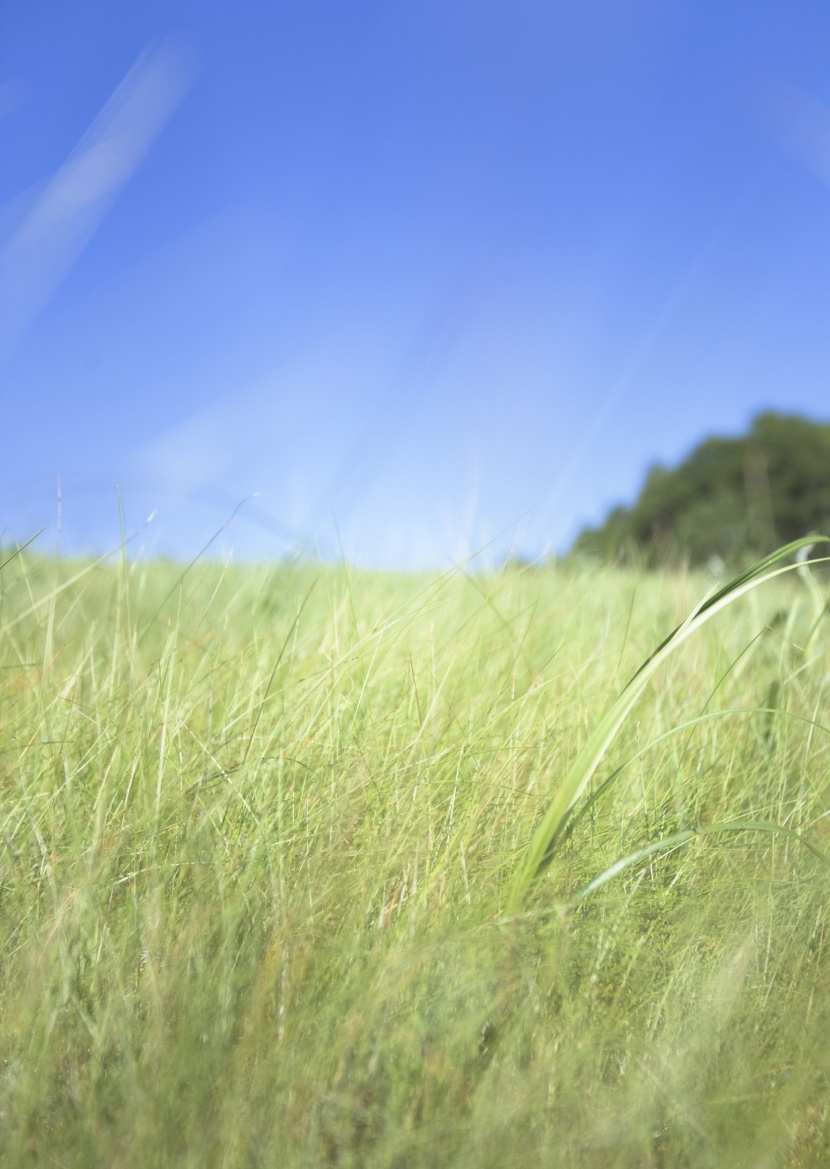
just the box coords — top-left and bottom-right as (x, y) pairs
(2, 1), (828, 567)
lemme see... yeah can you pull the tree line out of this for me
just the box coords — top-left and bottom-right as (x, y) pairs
(571, 412), (830, 568)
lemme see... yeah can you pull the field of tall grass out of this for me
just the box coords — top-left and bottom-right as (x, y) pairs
(1, 543), (828, 1167)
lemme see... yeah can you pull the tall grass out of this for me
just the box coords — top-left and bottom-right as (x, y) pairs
(507, 537), (830, 909)
(1, 547), (828, 1167)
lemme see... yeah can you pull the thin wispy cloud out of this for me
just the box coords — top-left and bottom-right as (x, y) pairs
(755, 74), (830, 189)
(0, 37), (194, 364)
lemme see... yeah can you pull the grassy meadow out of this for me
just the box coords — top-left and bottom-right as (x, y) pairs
(1, 545), (828, 1167)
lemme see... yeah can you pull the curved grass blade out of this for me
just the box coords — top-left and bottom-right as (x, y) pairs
(507, 536), (830, 911)
(566, 819), (830, 908)
(559, 704), (830, 850)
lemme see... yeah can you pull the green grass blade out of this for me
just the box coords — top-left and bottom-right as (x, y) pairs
(0, 530), (44, 573)
(559, 704), (830, 849)
(566, 819), (830, 907)
(507, 536), (830, 910)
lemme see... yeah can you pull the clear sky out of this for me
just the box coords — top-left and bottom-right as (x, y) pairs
(2, 1), (828, 568)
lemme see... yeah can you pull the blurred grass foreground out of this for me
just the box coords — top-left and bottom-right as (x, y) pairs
(1, 548), (829, 1167)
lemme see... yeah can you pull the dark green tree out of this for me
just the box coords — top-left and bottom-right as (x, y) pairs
(571, 412), (830, 567)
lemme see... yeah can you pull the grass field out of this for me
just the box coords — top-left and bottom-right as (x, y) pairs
(1, 545), (828, 1167)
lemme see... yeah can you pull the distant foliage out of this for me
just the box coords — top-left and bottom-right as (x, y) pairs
(572, 412), (830, 567)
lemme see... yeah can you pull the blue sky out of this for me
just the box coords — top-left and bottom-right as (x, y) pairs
(2, 1), (828, 568)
